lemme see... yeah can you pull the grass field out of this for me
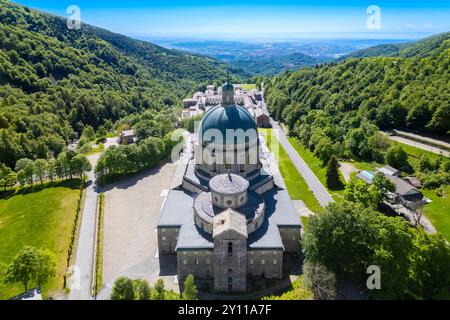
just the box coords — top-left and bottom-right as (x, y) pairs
(288, 137), (346, 202)
(422, 186), (450, 241)
(239, 83), (257, 90)
(0, 181), (81, 299)
(261, 129), (322, 213)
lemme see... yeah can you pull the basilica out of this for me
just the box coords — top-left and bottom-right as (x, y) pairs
(157, 81), (301, 293)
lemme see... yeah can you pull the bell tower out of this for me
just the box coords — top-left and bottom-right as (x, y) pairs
(221, 76), (235, 106)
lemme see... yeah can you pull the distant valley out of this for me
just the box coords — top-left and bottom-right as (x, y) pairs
(143, 38), (414, 75)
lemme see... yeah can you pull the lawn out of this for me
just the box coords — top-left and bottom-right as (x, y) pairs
(288, 137), (346, 202)
(422, 186), (450, 242)
(261, 129), (323, 213)
(0, 181), (81, 299)
(239, 83), (257, 90)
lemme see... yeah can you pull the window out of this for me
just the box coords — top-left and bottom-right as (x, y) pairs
(183, 259), (187, 265)
(214, 196), (219, 202)
(250, 259), (254, 265)
(228, 277), (233, 291)
(240, 196), (244, 203)
(261, 259), (266, 265)
(228, 242), (233, 257)
(206, 259), (211, 265)
(273, 259), (277, 265)
(227, 200), (232, 206)
(162, 229), (166, 233)
(255, 222), (258, 229)
(195, 259), (199, 265)
(162, 236), (166, 241)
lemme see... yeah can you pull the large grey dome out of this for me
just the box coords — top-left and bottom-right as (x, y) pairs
(199, 105), (257, 145)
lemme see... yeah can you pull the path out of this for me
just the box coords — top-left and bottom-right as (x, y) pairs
(270, 120), (334, 207)
(68, 137), (118, 300)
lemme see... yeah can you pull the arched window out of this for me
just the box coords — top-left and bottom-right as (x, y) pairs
(227, 277), (233, 291)
(228, 242), (233, 256)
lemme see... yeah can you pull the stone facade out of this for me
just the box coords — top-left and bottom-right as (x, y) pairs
(278, 227), (302, 254)
(247, 249), (283, 279)
(157, 227), (179, 254)
(177, 249), (213, 280)
(157, 81), (301, 294)
(213, 230), (247, 292)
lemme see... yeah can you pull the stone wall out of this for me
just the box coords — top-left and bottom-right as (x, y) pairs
(177, 249), (214, 280)
(157, 227), (179, 254)
(213, 233), (247, 292)
(278, 226), (301, 254)
(247, 249), (283, 279)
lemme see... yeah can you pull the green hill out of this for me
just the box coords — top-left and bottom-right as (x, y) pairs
(342, 32), (450, 59)
(266, 33), (450, 139)
(0, 0), (232, 167)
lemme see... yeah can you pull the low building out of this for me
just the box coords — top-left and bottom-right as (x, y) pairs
(356, 170), (375, 184)
(11, 288), (42, 300)
(385, 175), (425, 208)
(404, 176), (422, 189)
(377, 165), (400, 177)
(254, 108), (271, 128)
(183, 98), (198, 109)
(120, 129), (136, 145)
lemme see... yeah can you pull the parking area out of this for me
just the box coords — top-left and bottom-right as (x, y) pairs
(101, 162), (179, 294)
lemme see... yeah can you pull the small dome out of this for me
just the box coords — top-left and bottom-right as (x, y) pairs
(222, 81), (234, 92)
(200, 105), (257, 144)
(209, 173), (249, 195)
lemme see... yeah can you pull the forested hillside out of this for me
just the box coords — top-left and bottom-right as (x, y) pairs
(266, 33), (450, 156)
(342, 32), (450, 59)
(0, 0), (231, 167)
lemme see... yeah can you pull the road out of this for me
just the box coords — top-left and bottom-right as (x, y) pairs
(260, 84), (334, 208)
(270, 120), (334, 207)
(68, 137), (118, 300)
(388, 135), (449, 157)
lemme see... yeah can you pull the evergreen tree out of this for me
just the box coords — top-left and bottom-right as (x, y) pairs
(182, 274), (198, 300)
(326, 155), (344, 190)
(111, 277), (135, 300)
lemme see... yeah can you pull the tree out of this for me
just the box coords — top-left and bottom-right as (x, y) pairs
(152, 278), (166, 300)
(15, 158), (34, 185)
(34, 159), (48, 185)
(133, 279), (151, 300)
(4, 246), (56, 292)
(34, 248), (56, 288)
(385, 144), (410, 171)
(314, 136), (334, 164)
(372, 172), (395, 203)
(111, 277), (135, 300)
(0, 163), (16, 190)
(81, 125), (96, 141)
(326, 155), (344, 190)
(69, 154), (92, 179)
(344, 178), (379, 208)
(47, 158), (57, 181)
(182, 274), (198, 300)
(303, 262), (337, 300)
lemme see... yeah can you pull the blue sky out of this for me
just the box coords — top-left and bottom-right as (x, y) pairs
(12, 1), (450, 39)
